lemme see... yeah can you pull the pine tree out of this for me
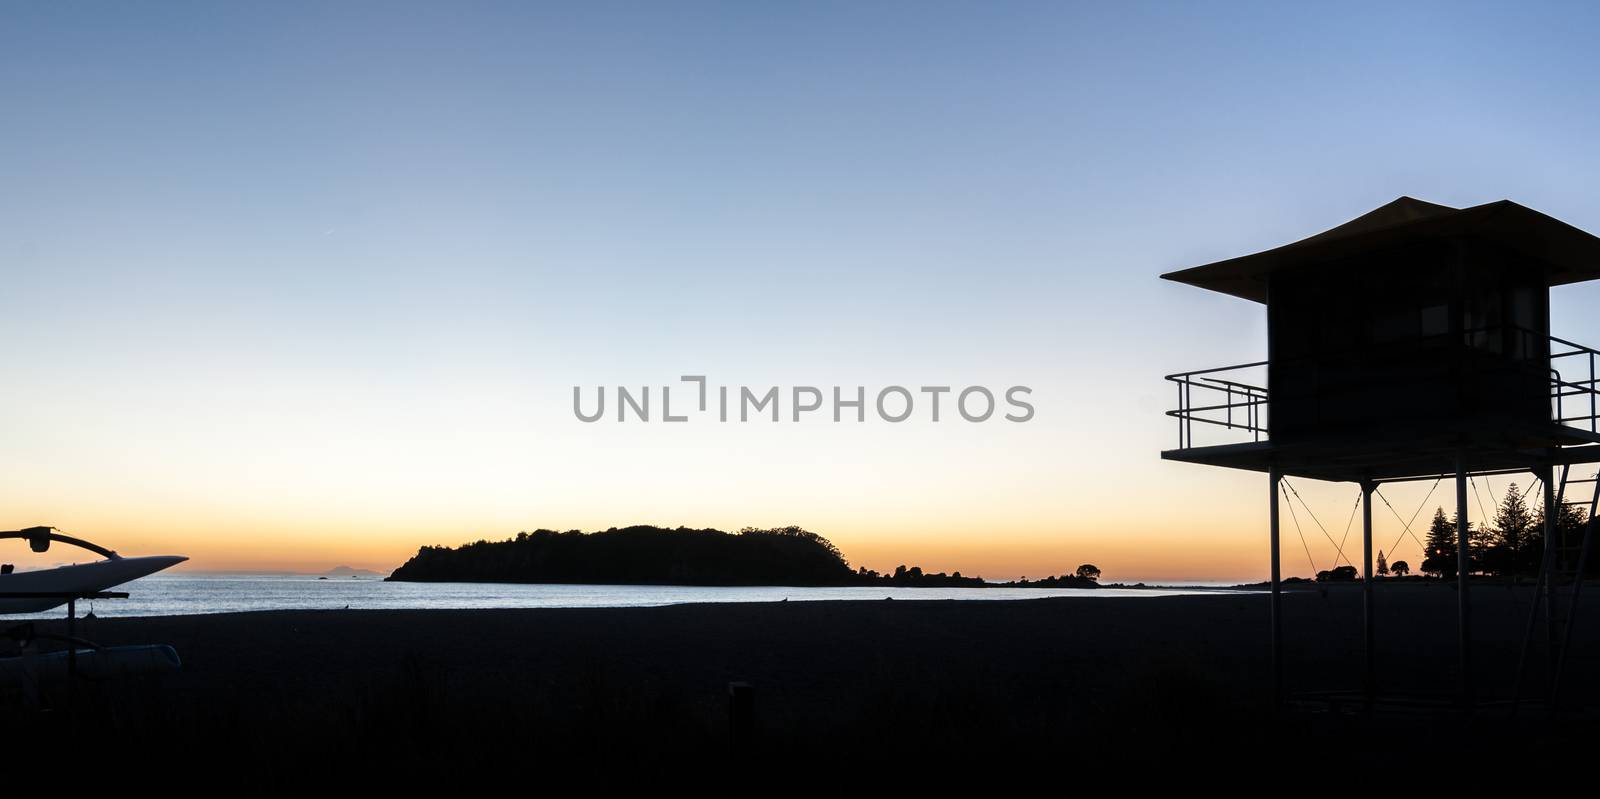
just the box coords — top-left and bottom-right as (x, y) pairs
(1422, 507), (1464, 578)
(1485, 483), (1534, 575)
(1420, 509), (1465, 579)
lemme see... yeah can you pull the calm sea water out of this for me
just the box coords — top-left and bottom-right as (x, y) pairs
(1, 573), (1248, 619)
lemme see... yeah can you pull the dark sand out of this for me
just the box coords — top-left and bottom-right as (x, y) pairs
(4, 583), (1597, 776)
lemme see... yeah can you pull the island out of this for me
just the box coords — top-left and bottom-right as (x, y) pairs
(324, 565), (382, 577)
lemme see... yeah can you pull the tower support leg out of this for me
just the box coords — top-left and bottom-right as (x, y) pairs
(1541, 466), (1558, 683)
(1455, 455), (1472, 707)
(1269, 466), (1283, 708)
(1361, 479), (1377, 704)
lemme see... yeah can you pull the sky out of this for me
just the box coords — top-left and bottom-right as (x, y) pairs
(4, 1), (1600, 581)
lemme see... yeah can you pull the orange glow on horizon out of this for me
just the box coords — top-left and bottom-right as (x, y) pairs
(4, 464), (1476, 584)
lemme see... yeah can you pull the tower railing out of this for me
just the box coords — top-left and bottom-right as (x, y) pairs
(1167, 335), (1600, 450)
(1551, 335), (1600, 435)
(1165, 361), (1268, 449)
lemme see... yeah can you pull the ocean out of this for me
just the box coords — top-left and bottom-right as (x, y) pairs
(0, 572), (1248, 619)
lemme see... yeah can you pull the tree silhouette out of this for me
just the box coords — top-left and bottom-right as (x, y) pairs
(1533, 499), (1590, 575)
(1483, 484), (1534, 575)
(1421, 507), (1460, 578)
(1074, 564), (1101, 582)
(1315, 565), (1358, 582)
(1390, 560), (1410, 576)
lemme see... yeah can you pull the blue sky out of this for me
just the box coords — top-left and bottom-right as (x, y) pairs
(4, 2), (1600, 579)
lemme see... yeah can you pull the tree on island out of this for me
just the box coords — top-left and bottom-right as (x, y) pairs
(885, 563), (984, 587)
(740, 525), (845, 562)
(1009, 571), (1101, 589)
(1315, 565), (1358, 582)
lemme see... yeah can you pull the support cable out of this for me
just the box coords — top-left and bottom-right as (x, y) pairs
(1470, 476), (1494, 540)
(1282, 478), (1356, 569)
(1281, 484), (1319, 576)
(1332, 491), (1364, 572)
(1375, 481), (1438, 563)
(1374, 475), (1442, 562)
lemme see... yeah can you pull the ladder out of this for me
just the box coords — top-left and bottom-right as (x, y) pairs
(1513, 463), (1598, 709)
(1549, 464), (1597, 704)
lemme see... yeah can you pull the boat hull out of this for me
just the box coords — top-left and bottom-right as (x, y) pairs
(0, 556), (187, 614)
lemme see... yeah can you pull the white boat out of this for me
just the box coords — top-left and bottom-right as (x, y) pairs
(1, 526), (187, 614)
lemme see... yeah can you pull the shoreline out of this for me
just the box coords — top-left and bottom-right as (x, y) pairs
(0, 579), (1257, 623)
(15, 576), (1566, 623)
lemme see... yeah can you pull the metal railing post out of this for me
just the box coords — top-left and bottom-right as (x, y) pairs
(1185, 380), (1192, 446)
(1176, 379), (1185, 448)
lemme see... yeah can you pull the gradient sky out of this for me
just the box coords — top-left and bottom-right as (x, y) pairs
(4, 1), (1600, 581)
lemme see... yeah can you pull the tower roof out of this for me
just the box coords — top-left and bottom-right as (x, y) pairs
(1162, 197), (1600, 303)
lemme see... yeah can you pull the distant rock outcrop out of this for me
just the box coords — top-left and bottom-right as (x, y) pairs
(325, 565), (381, 577)
(387, 525), (860, 586)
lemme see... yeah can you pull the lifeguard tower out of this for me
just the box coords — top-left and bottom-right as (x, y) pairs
(1162, 197), (1600, 709)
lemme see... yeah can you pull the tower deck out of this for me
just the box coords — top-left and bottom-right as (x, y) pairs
(1162, 422), (1600, 483)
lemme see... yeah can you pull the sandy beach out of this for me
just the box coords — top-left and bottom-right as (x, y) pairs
(4, 583), (1596, 776)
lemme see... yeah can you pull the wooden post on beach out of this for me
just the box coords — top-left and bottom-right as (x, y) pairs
(1269, 467), (1283, 707)
(1361, 479), (1376, 705)
(728, 681), (754, 755)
